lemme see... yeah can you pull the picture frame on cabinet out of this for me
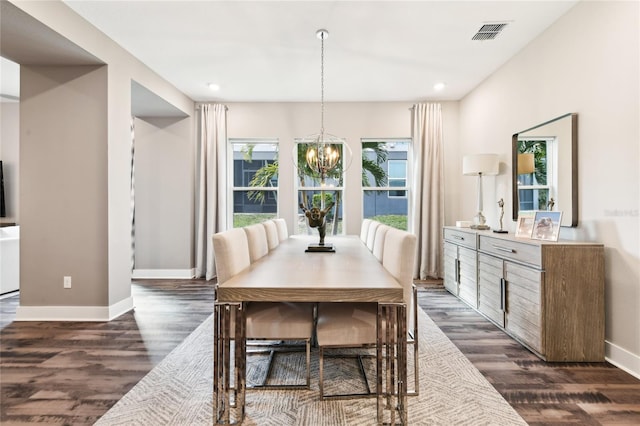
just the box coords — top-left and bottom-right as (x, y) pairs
(515, 210), (535, 238)
(531, 211), (563, 241)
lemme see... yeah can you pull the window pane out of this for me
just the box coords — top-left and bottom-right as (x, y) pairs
(388, 160), (406, 179)
(363, 190), (408, 230)
(362, 141), (409, 188)
(518, 188), (549, 211)
(232, 143), (278, 187)
(296, 189), (342, 235)
(230, 139), (279, 229)
(233, 190), (277, 227)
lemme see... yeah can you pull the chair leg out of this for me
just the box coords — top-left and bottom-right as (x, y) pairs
(247, 339), (311, 390)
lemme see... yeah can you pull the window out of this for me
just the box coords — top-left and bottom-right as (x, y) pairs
(294, 139), (346, 235)
(517, 137), (555, 211)
(229, 139), (278, 227)
(362, 139), (411, 230)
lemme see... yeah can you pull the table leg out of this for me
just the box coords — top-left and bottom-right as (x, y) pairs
(376, 303), (408, 425)
(213, 303), (246, 425)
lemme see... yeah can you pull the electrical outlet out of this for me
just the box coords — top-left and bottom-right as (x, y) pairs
(64, 276), (72, 289)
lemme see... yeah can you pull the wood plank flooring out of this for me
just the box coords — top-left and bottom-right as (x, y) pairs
(1, 279), (639, 425)
(418, 286), (640, 425)
(1, 279), (215, 425)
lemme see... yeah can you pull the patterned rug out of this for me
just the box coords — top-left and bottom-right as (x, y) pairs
(95, 308), (527, 425)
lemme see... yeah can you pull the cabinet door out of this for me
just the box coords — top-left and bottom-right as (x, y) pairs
(478, 253), (505, 327)
(457, 246), (478, 308)
(443, 241), (458, 295)
(505, 261), (542, 353)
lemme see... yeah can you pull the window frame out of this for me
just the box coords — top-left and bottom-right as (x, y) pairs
(361, 138), (412, 230)
(228, 138), (279, 228)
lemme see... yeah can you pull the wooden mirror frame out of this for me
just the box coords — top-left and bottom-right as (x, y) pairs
(512, 113), (578, 227)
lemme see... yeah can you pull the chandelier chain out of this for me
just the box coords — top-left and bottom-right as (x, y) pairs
(320, 31), (325, 136)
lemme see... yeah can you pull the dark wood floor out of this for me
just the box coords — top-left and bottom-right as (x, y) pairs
(1, 280), (639, 425)
(418, 286), (640, 426)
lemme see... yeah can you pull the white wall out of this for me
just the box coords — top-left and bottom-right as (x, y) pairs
(0, 101), (19, 220)
(458, 0), (639, 376)
(133, 116), (194, 278)
(226, 101), (459, 235)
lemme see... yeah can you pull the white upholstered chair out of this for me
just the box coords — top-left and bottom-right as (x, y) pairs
(213, 227), (314, 389)
(262, 220), (280, 251)
(273, 218), (289, 242)
(315, 227), (419, 398)
(372, 223), (390, 262)
(365, 220), (381, 251)
(360, 218), (372, 243)
(243, 223), (269, 262)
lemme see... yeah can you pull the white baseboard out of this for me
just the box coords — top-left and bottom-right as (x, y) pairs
(15, 296), (134, 322)
(606, 340), (640, 380)
(132, 268), (196, 279)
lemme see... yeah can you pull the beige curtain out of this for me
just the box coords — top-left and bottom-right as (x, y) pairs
(410, 103), (444, 280)
(195, 104), (228, 280)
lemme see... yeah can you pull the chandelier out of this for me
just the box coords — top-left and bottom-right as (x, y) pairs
(304, 29), (343, 185)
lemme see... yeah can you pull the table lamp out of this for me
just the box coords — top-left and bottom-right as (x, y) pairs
(463, 154), (499, 230)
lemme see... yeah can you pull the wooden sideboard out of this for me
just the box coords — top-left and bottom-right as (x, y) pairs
(443, 226), (604, 362)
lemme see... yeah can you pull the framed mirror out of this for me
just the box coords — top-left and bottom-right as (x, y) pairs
(512, 113), (577, 227)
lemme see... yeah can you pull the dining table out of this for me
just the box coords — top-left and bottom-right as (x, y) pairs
(213, 234), (409, 425)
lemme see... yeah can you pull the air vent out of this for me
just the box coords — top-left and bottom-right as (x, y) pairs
(472, 23), (508, 41)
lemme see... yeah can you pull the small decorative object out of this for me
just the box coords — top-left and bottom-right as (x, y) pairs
(493, 198), (508, 233)
(532, 211), (562, 241)
(515, 210), (536, 238)
(548, 197), (555, 211)
(300, 202), (336, 252)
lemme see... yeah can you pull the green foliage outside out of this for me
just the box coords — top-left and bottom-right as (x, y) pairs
(370, 214), (407, 231)
(233, 213), (276, 228)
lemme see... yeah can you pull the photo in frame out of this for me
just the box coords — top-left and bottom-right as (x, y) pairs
(515, 210), (536, 238)
(531, 211), (563, 241)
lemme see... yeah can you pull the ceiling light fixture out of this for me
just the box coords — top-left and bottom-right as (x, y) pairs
(303, 29), (344, 186)
(433, 82), (446, 91)
(208, 83), (220, 91)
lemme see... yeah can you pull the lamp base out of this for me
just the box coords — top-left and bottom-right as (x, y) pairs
(470, 224), (490, 230)
(305, 243), (335, 253)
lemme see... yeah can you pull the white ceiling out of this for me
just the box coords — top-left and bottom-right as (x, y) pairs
(2, 1), (578, 105)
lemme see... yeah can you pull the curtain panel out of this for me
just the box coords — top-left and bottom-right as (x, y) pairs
(411, 103), (444, 280)
(195, 104), (228, 280)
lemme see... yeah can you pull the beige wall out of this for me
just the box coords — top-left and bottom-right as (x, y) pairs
(226, 101), (459, 235)
(20, 65), (109, 306)
(10, 0), (194, 315)
(458, 0), (639, 374)
(133, 116), (194, 275)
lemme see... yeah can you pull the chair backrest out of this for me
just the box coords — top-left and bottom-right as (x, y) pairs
(262, 220), (280, 251)
(212, 228), (251, 284)
(243, 223), (269, 262)
(360, 218), (372, 242)
(273, 218), (289, 242)
(382, 228), (417, 330)
(372, 224), (390, 262)
(366, 221), (381, 251)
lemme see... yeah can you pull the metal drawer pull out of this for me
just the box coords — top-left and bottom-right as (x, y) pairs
(452, 235), (464, 241)
(493, 244), (515, 253)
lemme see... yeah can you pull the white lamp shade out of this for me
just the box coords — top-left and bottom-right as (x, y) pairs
(462, 154), (499, 176)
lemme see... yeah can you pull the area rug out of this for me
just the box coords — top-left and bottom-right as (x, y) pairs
(95, 308), (527, 425)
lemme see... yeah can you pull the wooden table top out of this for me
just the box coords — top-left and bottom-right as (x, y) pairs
(216, 235), (403, 303)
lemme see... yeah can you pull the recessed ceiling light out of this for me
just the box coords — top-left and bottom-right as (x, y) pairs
(208, 83), (220, 91)
(433, 82), (446, 91)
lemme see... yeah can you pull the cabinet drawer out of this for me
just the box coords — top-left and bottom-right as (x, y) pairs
(480, 235), (541, 267)
(443, 228), (477, 250)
